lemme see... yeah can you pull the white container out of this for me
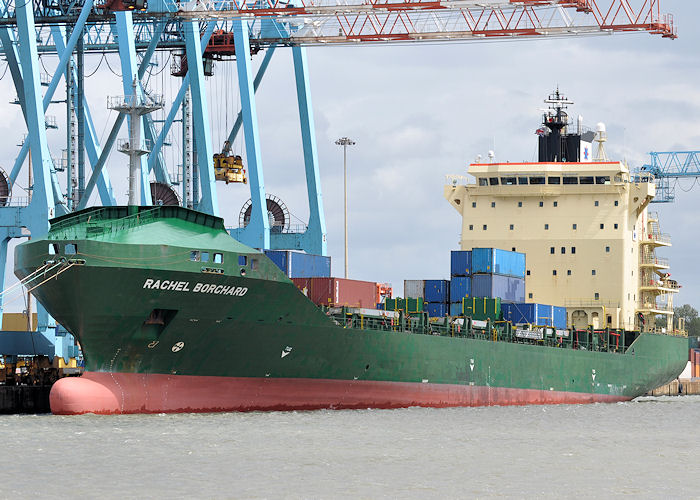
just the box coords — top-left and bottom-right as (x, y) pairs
(404, 280), (425, 299)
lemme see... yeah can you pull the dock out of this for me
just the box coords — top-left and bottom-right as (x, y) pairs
(648, 379), (700, 397)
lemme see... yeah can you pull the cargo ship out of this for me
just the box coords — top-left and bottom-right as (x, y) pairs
(13, 92), (687, 415)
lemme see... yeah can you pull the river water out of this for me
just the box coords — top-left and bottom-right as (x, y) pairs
(1, 396), (698, 499)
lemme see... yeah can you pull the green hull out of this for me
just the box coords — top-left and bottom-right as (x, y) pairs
(14, 206), (688, 413)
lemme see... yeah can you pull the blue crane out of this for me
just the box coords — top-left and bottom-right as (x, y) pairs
(640, 151), (700, 203)
(0, 0), (678, 360)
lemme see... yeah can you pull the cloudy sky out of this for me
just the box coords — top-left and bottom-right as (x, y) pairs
(1, 0), (699, 313)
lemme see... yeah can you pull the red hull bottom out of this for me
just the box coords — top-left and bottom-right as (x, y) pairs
(50, 372), (630, 415)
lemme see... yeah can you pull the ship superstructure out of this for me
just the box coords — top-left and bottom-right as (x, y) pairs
(445, 91), (678, 332)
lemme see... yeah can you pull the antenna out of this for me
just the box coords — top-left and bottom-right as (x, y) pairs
(594, 122), (608, 161)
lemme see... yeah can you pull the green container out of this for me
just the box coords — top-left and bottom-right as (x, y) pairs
(386, 297), (424, 313)
(464, 297), (502, 321)
(406, 297), (424, 313)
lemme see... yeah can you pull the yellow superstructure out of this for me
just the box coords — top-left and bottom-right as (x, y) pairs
(444, 161), (677, 331)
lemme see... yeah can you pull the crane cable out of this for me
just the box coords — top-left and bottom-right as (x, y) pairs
(85, 53), (106, 78)
(105, 53), (121, 77)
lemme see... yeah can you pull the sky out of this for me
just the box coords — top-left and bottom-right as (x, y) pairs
(1, 0), (699, 313)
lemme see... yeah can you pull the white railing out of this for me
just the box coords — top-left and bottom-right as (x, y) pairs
(644, 232), (671, 244)
(640, 255), (669, 267)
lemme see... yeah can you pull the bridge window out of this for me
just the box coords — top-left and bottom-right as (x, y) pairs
(238, 255), (247, 266)
(478, 178), (488, 186)
(548, 177), (561, 185)
(489, 177), (499, 186)
(201, 252), (210, 263)
(65, 244), (77, 255)
(580, 176), (594, 185)
(189, 250), (200, 262)
(501, 177), (517, 185)
(529, 176), (545, 185)
(596, 176), (610, 185)
(214, 253), (224, 264)
(563, 177), (578, 185)
(48, 243), (59, 255)
(518, 177), (529, 185)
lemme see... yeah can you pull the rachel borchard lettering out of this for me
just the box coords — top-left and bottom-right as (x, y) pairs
(142, 278), (247, 296)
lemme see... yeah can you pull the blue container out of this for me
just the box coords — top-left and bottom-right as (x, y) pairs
(450, 277), (471, 303)
(501, 302), (566, 326)
(502, 302), (536, 325)
(449, 302), (463, 316)
(450, 250), (472, 277)
(553, 306), (567, 329)
(426, 303), (448, 318)
(471, 274), (525, 302)
(425, 280), (450, 303)
(471, 248), (526, 278)
(264, 250), (331, 278)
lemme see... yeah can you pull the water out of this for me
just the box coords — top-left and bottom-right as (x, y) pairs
(2, 397), (699, 499)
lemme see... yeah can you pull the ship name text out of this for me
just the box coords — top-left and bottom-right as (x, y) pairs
(142, 278), (248, 296)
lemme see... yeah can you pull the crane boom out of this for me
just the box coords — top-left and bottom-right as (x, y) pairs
(169, 0), (676, 45)
(640, 151), (700, 203)
(1, 0), (676, 50)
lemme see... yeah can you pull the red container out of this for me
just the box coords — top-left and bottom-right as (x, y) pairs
(292, 277), (377, 308)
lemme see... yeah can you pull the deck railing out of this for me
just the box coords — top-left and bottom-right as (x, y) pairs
(325, 308), (642, 354)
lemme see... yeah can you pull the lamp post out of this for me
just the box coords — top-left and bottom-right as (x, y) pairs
(335, 137), (355, 279)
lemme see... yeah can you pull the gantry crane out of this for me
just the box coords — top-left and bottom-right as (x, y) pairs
(640, 151), (700, 203)
(0, 0), (678, 358)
